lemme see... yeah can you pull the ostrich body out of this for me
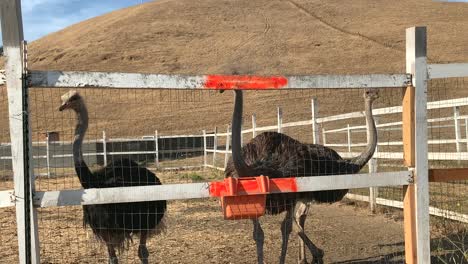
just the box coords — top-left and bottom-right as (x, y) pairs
(59, 91), (167, 264)
(224, 89), (379, 264)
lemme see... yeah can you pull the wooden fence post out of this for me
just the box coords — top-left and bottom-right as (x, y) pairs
(369, 119), (379, 213)
(453, 106), (462, 161)
(277, 107), (283, 133)
(322, 129), (327, 145)
(252, 114), (257, 138)
(347, 124), (352, 153)
(202, 130), (207, 168)
(154, 130), (159, 167)
(465, 118), (468, 151)
(46, 133), (51, 178)
(224, 124), (231, 169)
(212, 126), (218, 167)
(102, 131), (107, 165)
(0, 0), (40, 262)
(311, 98), (320, 144)
(405, 26), (430, 264)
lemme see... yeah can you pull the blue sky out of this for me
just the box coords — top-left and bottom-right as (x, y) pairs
(1, 0), (153, 45)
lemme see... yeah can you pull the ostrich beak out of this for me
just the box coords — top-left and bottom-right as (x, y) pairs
(59, 103), (68, 111)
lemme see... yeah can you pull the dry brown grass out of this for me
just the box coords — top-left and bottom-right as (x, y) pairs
(1, 0), (468, 140)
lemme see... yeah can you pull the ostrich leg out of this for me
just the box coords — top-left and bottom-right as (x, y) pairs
(106, 243), (118, 264)
(279, 209), (293, 264)
(138, 231), (150, 264)
(252, 219), (265, 264)
(294, 201), (324, 264)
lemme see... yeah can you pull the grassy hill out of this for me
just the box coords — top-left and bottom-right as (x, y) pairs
(2, 0), (468, 141)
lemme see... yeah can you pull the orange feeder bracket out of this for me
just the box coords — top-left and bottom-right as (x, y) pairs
(209, 176), (298, 220)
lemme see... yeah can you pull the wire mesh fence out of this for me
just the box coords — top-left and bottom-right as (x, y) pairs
(1, 81), (465, 262)
(0, 86), (414, 263)
(427, 78), (468, 263)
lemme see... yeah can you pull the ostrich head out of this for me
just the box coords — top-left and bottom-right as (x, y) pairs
(364, 88), (380, 102)
(59, 90), (83, 112)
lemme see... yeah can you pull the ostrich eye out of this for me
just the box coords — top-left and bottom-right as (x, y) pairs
(69, 95), (79, 102)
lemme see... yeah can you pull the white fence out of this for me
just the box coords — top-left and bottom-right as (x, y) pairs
(205, 96), (468, 169)
(0, 132), (206, 177)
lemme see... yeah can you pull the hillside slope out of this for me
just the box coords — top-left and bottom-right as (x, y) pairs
(2, 0), (468, 140)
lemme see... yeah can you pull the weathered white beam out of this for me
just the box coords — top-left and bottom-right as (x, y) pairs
(0, 190), (15, 207)
(35, 183), (211, 207)
(28, 70), (410, 89)
(0, 0), (40, 262)
(428, 63), (468, 79)
(295, 171), (411, 192)
(33, 171), (411, 207)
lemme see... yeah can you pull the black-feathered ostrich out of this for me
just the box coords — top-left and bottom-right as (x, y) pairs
(59, 91), (167, 264)
(224, 89), (379, 264)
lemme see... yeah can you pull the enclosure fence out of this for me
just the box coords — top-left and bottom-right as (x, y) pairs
(1, 0), (468, 263)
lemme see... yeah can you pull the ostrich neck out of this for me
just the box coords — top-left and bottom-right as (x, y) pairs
(231, 90), (255, 177)
(73, 103), (93, 188)
(349, 99), (377, 169)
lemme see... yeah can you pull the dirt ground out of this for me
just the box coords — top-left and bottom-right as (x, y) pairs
(1, 199), (407, 264)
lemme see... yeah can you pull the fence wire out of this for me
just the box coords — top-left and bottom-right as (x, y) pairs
(2, 87), (408, 263)
(427, 78), (468, 264)
(9, 85), (466, 262)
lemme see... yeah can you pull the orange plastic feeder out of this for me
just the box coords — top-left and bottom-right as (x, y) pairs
(220, 176), (270, 220)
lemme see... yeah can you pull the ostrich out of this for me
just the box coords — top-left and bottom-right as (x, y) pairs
(59, 90), (167, 264)
(224, 89), (379, 264)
